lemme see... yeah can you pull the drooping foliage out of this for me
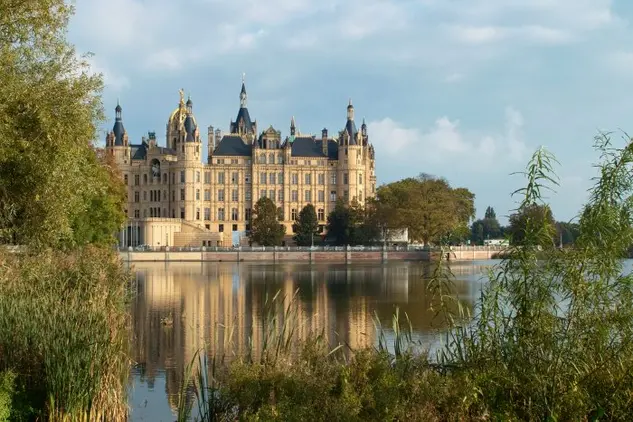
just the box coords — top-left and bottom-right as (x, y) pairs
(292, 204), (318, 246)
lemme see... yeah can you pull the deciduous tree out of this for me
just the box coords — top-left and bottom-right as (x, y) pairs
(507, 204), (556, 246)
(293, 204), (318, 246)
(250, 197), (285, 246)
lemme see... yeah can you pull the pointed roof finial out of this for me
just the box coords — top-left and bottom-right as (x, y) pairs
(242, 72), (246, 84)
(115, 99), (122, 114)
(348, 98), (353, 107)
(362, 116), (366, 125)
(291, 116), (296, 127)
(179, 88), (185, 106)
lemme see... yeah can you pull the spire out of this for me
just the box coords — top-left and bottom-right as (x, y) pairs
(240, 73), (247, 108)
(112, 102), (125, 146)
(347, 98), (354, 121)
(290, 116), (296, 136)
(361, 117), (367, 137)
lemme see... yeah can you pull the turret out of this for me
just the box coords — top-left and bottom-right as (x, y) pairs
(290, 116), (296, 136)
(208, 125), (215, 153)
(321, 128), (328, 156)
(105, 102), (130, 164)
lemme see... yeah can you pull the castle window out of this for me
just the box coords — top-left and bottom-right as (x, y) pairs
(231, 159), (238, 164)
(318, 174), (324, 185)
(163, 173), (167, 184)
(318, 191), (324, 202)
(124, 174), (128, 185)
(245, 174), (251, 184)
(171, 173), (175, 184)
(278, 190), (284, 202)
(343, 173), (348, 185)
(204, 208), (211, 220)
(331, 174), (337, 184)
(344, 190), (349, 200)
(150, 191), (154, 202)
(291, 209), (297, 220)
(180, 208), (185, 219)
(359, 192), (363, 201)
(259, 155), (266, 164)
(330, 191), (336, 201)
(196, 189), (200, 200)
(135, 175), (139, 186)
(143, 174), (147, 184)
(205, 224), (210, 230)
(260, 189), (266, 199)
(218, 172), (225, 184)
(278, 207), (284, 221)
(172, 209), (175, 218)
(157, 190), (161, 201)
(196, 171), (200, 183)
(268, 153), (274, 164)
(259, 172), (266, 184)
(232, 189), (238, 201)
(180, 189), (185, 200)
(180, 171), (185, 183)
(182, 145), (185, 153)
(150, 208), (154, 218)
(134, 210), (140, 218)
(196, 208), (200, 220)
(291, 190), (298, 201)
(278, 172), (284, 184)
(172, 191), (175, 202)
(277, 156), (283, 164)
(318, 209), (325, 221)
(269, 173), (275, 185)
(219, 224), (224, 232)
(245, 190), (252, 201)
(218, 208), (225, 221)
(143, 191), (147, 201)
(204, 172), (211, 184)
(204, 190), (211, 201)
(359, 173), (363, 184)
(245, 208), (252, 221)
(232, 224), (238, 231)
(231, 208), (238, 221)
(291, 173), (298, 185)
(231, 172), (238, 184)
(218, 189), (225, 201)
(269, 190), (274, 199)
(305, 190), (311, 202)
(305, 174), (312, 185)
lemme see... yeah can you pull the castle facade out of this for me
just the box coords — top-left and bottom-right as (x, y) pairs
(105, 79), (376, 247)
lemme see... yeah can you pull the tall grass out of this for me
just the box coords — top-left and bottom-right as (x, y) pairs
(175, 135), (633, 421)
(0, 246), (130, 420)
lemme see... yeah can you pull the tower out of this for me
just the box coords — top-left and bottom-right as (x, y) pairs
(230, 74), (257, 143)
(338, 99), (363, 205)
(105, 102), (130, 165)
(290, 116), (296, 136)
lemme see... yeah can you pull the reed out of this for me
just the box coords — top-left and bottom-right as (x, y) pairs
(0, 246), (130, 420)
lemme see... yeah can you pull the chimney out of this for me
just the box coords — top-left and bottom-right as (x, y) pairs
(322, 127), (328, 156)
(208, 125), (215, 151)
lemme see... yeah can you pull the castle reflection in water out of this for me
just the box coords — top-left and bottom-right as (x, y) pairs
(130, 261), (489, 411)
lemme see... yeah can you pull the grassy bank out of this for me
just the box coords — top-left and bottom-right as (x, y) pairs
(0, 247), (130, 421)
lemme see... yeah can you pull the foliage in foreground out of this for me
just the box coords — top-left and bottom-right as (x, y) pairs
(0, 0), (125, 249)
(178, 135), (633, 421)
(250, 197), (286, 246)
(0, 247), (131, 420)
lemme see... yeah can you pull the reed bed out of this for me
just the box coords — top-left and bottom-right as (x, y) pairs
(0, 246), (130, 421)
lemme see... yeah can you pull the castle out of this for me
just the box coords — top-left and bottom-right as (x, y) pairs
(105, 79), (376, 248)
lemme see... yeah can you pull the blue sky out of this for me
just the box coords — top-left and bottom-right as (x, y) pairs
(68, 0), (633, 224)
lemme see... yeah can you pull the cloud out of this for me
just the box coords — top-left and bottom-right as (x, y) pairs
(368, 106), (528, 169)
(86, 58), (129, 91)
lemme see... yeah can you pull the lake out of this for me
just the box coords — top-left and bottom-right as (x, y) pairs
(128, 260), (495, 421)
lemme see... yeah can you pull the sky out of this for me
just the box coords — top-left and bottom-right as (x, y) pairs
(68, 0), (633, 224)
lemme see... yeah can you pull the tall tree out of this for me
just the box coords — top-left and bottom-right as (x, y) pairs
(374, 176), (475, 244)
(293, 204), (318, 246)
(326, 199), (352, 245)
(250, 197), (285, 246)
(470, 205), (503, 244)
(507, 204), (556, 246)
(484, 206), (496, 220)
(0, 0), (122, 249)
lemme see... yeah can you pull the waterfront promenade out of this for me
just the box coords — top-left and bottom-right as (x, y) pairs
(118, 245), (508, 263)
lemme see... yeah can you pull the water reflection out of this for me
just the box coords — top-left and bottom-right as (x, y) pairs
(129, 260), (492, 420)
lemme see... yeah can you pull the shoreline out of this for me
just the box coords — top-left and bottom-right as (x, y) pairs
(119, 247), (507, 263)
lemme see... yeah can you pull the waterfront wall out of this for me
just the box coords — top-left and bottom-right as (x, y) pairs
(118, 246), (508, 263)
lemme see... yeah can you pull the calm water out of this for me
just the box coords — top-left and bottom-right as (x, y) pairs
(128, 260), (494, 421)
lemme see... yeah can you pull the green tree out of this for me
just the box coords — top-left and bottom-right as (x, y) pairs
(484, 206), (496, 220)
(555, 221), (580, 246)
(250, 197), (285, 246)
(374, 175), (475, 244)
(293, 204), (318, 246)
(470, 206), (503, 244)
(0, 0), (123, 249)
(507, 203), (556, 246)
(326, 199), (352, 245)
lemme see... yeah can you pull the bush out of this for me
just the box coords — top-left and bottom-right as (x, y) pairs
(0, 246), (130, 420)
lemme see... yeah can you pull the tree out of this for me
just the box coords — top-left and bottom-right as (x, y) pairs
(293, 204), (318, 246)
(555, 221), (580, 246)
(507, 204), (556, 246)
(326, 199), (352, 245)
(0, 0), (122, 249)
(470, 205), (503, 244)
(374, 175), (475, 245)
(250, 197), (285, 246)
